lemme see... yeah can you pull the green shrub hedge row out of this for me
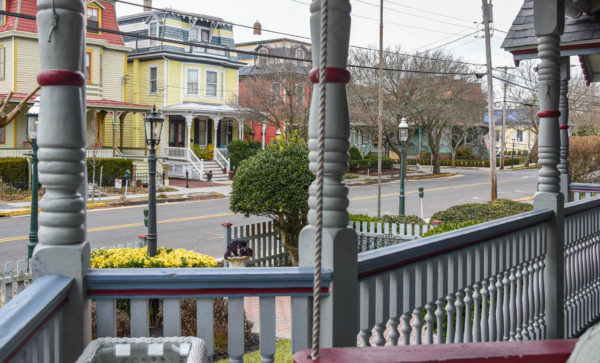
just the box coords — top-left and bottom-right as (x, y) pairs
(349, 146), (362, 161)
(0, 158), (29, 185)
(349, 156), (396, 171)
(349, 213), (426, 226)
(87, 158), (133, 186)
(430, 199), (533, 225)
(422, 220), (484, 237)
(227, 140), (262, 170)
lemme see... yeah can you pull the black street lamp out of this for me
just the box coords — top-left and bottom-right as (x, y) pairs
(26, 97), (40, 259)
(144, 105), (164, 257)
(511, 136), (516, 168)
(398, 117), (409, 216)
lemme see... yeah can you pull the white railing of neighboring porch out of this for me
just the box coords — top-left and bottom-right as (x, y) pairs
(86, 148), (114, 159)
(162, 147), (188, 161)
(187, 147), (205, 180)
(569, 183), (600, 201)
(1, 259), (31, 308)
(214, 148), (230, 173)
(162, 146), (205, 180)
(0, 148), (30, 158)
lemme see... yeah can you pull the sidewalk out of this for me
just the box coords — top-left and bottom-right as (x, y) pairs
(0, 180), (233, 216)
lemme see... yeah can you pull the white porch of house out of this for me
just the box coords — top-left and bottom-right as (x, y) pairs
(3, 1), (600, 363)
(159, 103), (248, 181)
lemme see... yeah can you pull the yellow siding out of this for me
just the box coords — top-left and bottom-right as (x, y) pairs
(101, 48), (125, 101)
(168, 59), (180, 105)
(16, 38), (40, 94)
(0, 40), (13, 95)
(225, 67), (238, 104)
(0, 118), (15, 148)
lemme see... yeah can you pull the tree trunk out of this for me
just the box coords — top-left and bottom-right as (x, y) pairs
(525, 139), (538, 167)
(432, 151), (441, 174)
(451, 149), (456, 168)
(280, 230), (299, 266)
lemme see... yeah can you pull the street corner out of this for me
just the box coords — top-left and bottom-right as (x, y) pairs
(0, 209), (32, 217)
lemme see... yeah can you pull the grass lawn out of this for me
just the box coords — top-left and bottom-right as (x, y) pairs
(215, 339), (292, 363)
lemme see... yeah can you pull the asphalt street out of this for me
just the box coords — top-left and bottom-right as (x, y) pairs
(0, 167), (539, 265)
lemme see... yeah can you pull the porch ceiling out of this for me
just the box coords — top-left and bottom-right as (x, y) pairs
(159, 102), (243, 119)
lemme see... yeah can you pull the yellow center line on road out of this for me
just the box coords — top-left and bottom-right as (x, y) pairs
(0, 212), (235, 244)
(349, 176), (530, 201)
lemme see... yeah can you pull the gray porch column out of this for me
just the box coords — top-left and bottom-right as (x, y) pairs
(533, 0), (565, 339)
(33, 0), (91, 361)
(238, 120), (244, 141)
(298, 0), (357, 349)
(261, 122), (267, 149)
(185, 114), (193, 150)
(559, 57), (570, 201)
(214, 116), (222, 149)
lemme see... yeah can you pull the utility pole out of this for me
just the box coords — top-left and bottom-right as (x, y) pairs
(500, 66), (508, 170)
(377, 0), (383, 217)
(482, 0), (497, 200)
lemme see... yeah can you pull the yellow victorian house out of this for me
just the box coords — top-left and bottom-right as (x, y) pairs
(118, 5), (244, 181)
(0, 0), (152, 158)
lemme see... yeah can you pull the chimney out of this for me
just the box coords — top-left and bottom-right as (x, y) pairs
(143, 0), (152, 12)
(253, 20), (261, 35)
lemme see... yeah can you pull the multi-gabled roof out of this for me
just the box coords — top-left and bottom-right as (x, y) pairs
(0, 0), (124, 46)
(502, 0), (600, 84)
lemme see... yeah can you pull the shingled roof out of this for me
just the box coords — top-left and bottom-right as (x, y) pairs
(502, 0), (600, 59)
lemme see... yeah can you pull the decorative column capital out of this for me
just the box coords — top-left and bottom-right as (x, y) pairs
(533, 0), (564, 36)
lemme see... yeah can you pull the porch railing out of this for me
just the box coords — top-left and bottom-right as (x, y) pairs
(356, 209), (553, 346)
(187, 147), (205, 180)
(162, 146), (188, 161)
(564, 197), (600, 338)
(1, 259), (31, 307)
(568, 183), (600, 201)
(86, 267), (332, 363)
(214, 148), (230, 173)
(0, 275), (73, 362)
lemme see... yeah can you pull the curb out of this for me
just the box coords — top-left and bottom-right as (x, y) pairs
(0, 193), (223, 217)
(346, 172), (458, 186)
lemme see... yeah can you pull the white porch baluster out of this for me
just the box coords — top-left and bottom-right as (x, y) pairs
(185, 114), (193, 149)
(558, 57), (570, 200)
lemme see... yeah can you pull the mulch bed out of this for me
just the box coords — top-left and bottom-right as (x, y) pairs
(168, 178), (226, 188)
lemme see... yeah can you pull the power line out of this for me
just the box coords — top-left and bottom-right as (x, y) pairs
(354, 0), (474, 30)
(382, 0), (474, 23)
(0, 10), (481, 77)
(425, 31), (479, 52)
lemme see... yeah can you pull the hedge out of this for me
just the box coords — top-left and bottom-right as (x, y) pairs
(87, 158), (133, 186)
(349, 156), (395, 171)
(349, 213), (426, 225)
(430, 199), (533, 225)
(422, 220), (484, 237)
(227, 140), (262, 170)
(349, 146), (362, 160)
(0, 158), (29, 185)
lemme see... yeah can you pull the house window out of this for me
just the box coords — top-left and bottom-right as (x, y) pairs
(201, 29), (210, 42)
(516, 130), (524, 143)
(295, 83), (304, 105)
(258, 48), (268, 66)
(0, 47), (5, 81)
(0, 125), (4, 144)
(189, 26), (200, 41)
(0, 0), (6, 26)
(85, 51), (92, 82)
(272, 82), (281, 101)
(296, 48), (305, 65)
(99, 52), (103, 86)
(86, 6), (100, 34)
(205, 70), (218, 97)
(198, 119), (207, 146)
(186, 68), (199, 95)
(148, 22), (158, 46)
(148, 65), (158, 94)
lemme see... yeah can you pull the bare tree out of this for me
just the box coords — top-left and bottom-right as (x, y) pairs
(237, 57), (312, 138)
(0, 86), (41, 128)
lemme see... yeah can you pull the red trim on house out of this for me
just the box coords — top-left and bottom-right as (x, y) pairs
(293, 339), (577, 363)
(309, 67), (351, 84)
(537, 110), (561, 118)
(37, 70), (85, 87)
(4, 297), (68, 363)
(88, 287), (329, 297)
(560, 125), (569, 129)
(512, 41), (600, 56)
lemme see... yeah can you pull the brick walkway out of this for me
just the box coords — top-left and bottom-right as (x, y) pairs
(244, 296), (292, 338)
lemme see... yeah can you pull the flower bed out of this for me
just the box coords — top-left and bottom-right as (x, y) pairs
(90, 247), (217, 268)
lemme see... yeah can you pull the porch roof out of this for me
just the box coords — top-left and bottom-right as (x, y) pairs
(0, 93), (152, 112)
(159, 102), (242, 119)
(502, 0), (600, 83)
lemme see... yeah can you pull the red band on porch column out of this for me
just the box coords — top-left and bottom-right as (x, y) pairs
(37, 70), (85, 87)
(309, 67), (351, 84)
(537, 110), (561, 118)
(560, 125), (569, 129)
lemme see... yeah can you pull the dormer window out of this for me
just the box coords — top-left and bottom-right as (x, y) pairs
(258, 48), (268, 66)
(296, 48), (305, 65)
(201, 29), (210, 42)
(190, 27), (210, 43)
(86, 5), (100, 34)
(148, 22), (158, 46)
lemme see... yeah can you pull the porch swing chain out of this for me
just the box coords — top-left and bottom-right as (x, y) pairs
(311, 0), (328, 360)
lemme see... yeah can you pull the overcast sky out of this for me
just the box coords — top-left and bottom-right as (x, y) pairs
(115, 0), (524, 70)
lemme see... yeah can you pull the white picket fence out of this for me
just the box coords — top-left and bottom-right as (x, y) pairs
(0, 259), (31, 307)
(349, 220), (436, 252)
